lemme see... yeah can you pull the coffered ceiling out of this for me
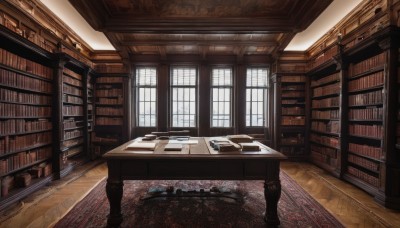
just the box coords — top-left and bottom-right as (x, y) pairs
(68, 0), (333, 59)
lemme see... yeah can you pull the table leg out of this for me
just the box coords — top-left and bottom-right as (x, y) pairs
(106, 179), (123, 227)
(264, 180), (281, 226)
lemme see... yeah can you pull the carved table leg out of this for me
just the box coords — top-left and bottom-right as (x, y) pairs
(264, 180), (281, 227)
(106, 179), (123, 227)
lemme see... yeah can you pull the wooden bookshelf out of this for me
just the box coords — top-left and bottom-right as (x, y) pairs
(0, 38), (53, 209)
(60, 63), (86, 172)
(343, 51), (386, 192)
(273, 73), (308, 160)
(92, 75), (127, 156)
(309, 65), (342, 177)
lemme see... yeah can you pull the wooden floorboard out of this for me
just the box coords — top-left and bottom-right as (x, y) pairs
(0, 161), (399, 228)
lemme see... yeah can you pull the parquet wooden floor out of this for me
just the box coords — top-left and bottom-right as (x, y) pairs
(0, 161), (399, 227)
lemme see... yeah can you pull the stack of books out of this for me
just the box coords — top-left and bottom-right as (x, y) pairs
(226, 134), (254, 144)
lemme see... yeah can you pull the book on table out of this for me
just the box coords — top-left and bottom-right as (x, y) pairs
(125, 141), (156, 151)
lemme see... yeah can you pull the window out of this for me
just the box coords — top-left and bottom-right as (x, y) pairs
(211, 68), (232, 127)
(135, 67), (157, 127)
(245, 67), (269, 127)
(171, 67), (197, 127)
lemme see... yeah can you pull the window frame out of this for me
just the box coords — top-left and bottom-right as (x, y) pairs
(135, 66), (158, 127)
(245, 67), (269, 128)
(210, 67), (233, 128)
(169, 65), (198, 128)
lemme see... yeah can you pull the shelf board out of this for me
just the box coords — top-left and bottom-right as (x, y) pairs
(62, 102), (84, 106)
(61, 142), (84, 152)
(0, 128), (52, 137)
(0, 116), (52, 119)
(64, 126), (85, 131)
(62, 135), (84, 142)
(63, 81), (83, 88)
(310, 141), (340, 150)
(311, 106), (340, 110)
(348, 84), (384, 94)
(310, 79), (340, 89)
(348, 151), (383, 163)
(349, 134), (382, 141)
(348, 103), (383, 108)
(63, 114), (84, 117)
(311, 93), (339, 100)
(0, 63), (52, 82)
(63, 91), (83, 97)
(348, 119), (382, 122)
(0, 99), (51, 106)
(311, 130), (340, 137)
(0, 83), (52, 95)
(348, 65), (384, 80)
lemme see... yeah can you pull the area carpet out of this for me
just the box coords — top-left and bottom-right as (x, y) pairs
(55, 171), (343, 228)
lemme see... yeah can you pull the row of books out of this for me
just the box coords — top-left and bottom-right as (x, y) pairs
(62, 94), (83, 104)
(0, 119), (51, 135)
(96, 77), (124, 83)
(348, 142), (382, 160)
(63, 68), (82, 81)
(312, 110), (339, 119)
(280, 134), (304, 144)
(312, 97), (339, 108)
(311, 144), (338, 158)
(281, 91), (305, 98)
(63, 118), (84, 129)
(95, 89), (123, 97)
(63, 84), (82, 96)
(0, 147), (52, 176)
(281, 84), (305, 91)
(0, 69), (52, 93)
(91, 134), (119, 143)
(96, 107), (124, 116)
(349, 107), (383, 120)
(0, 103), (51, 117)
(62, 137), (83, 149)
(0, 88), (51, 105)
(281, 100), (304, 105)
(349, 124), (383, 138)
(312, 82), (340, 97)
(281, 107), (304, 115)
(0, 48), (53, 79)
(62, 106), (83, 116)
(0, 132), (52, 154)
(348, 154), (379, 172)
(311, 72), (340, 87)
(281, 116), (305, 125)
(349, 52), (386, 76)
(96, 117), (123, 125)
(64, 129), (83, 140)
(347, 166), (379, 187)
(311, 150), (338, 167)
(63, 75), (82, 87)
(348, 71), (384, 92)
(0, 14), (56, 53)
(311, 120), (340, 133)
(310, 133), (339, 148)
(349, 90), (383, 106)
(309, 45), (338, 69)
(96, 97), (124, 105)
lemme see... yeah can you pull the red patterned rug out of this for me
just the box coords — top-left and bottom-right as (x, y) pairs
(55, 172), (343, 228)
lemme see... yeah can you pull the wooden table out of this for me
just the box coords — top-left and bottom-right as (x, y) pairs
(103, 137), (287, 227)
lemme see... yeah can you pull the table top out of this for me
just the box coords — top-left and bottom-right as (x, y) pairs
(103, 137), (287, 160)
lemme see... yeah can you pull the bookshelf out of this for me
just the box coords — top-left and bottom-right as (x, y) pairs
(273, 73), (308, 160)
(60, 63), (86, 174)
(92, 75), (127, 156)
(86, 72), (95, 159)
(309, 63), (342, 176)
(0, 31), (54, 209)
(344, 51), (386, 190)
